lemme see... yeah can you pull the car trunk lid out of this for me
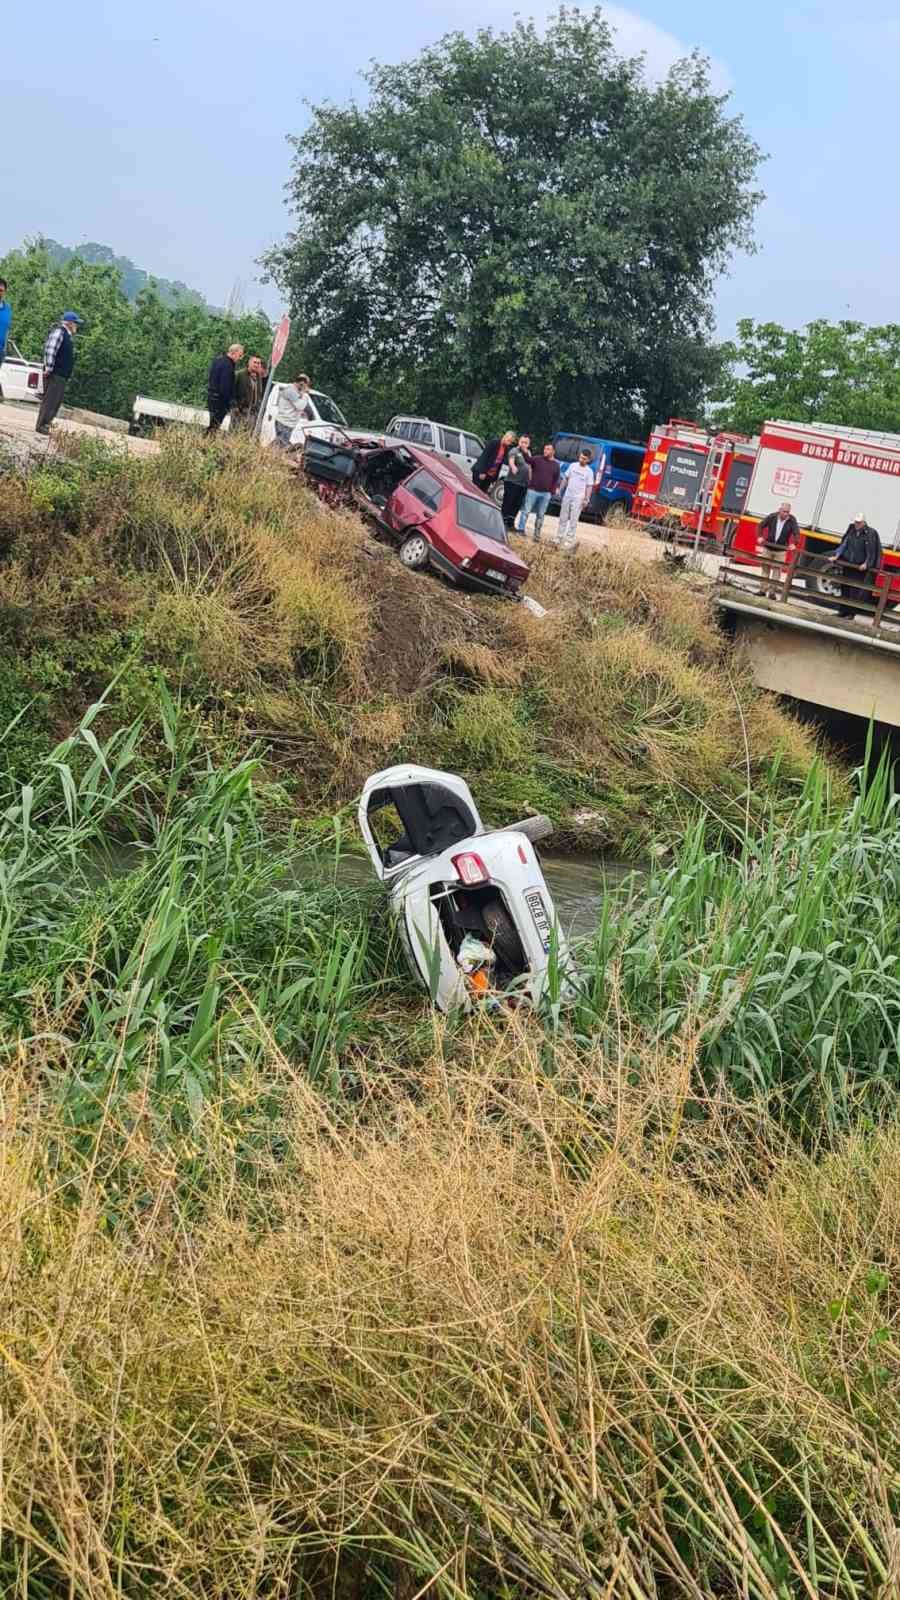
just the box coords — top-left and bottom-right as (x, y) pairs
(464, 534), (529, 586)
(358, 764), (484, 882)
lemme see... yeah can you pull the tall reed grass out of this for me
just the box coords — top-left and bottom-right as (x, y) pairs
(0, 687), (396, 1141)
(1, 1038), (898, 1598)
(576, 749), (900, 1129)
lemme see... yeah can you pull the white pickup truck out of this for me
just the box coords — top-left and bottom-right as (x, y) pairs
(0, 341), (44, 404)
(132, 382), (349, 444)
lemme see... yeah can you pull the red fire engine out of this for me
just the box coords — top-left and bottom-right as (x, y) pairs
(631, 419), (757, 544)
(730, 418), (900, 602)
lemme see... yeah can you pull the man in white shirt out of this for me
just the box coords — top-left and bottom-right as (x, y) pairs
(555, 448), (595, 550)
(274, 372), (314, 447)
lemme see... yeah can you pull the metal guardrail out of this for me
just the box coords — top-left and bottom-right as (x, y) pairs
(717, 533), (900, 640)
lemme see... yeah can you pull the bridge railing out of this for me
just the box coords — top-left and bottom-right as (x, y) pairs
(717, 532), (897, 635)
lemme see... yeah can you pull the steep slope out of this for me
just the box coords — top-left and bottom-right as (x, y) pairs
(0, 429), (834, 852)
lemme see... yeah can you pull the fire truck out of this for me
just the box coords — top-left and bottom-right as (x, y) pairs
(729, 418), (900, 602)
(631, 418), (757, 544)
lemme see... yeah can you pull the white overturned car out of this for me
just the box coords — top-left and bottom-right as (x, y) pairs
(359, 764), (576, 1012)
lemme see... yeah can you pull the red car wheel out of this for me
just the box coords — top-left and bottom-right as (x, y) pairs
(399, 532), (430, 570)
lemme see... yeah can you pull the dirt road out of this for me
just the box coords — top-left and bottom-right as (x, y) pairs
(0, 400), (158, 462)
(518, 509), (723, 578)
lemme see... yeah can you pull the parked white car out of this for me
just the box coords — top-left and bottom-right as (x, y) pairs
(359, 763), (576, 1012)
(258, 382), (350, 447)
(0, 341), (44, 404)
(385, 416), (483, 478)
(131, 383), (349, 442)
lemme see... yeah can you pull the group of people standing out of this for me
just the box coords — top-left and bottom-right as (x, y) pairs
(205, 347), (314, 443)
(471, 431), (599, 549)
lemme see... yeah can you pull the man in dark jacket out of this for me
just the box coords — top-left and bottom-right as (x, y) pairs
(757, 501), (800, 597)
(501, 433), (532, 527)
(472, 431), (515, 493)
(828, 513), (882, 619)
(206, 343), (244, 434)
(233, 355), (266, 429)
(35, 311), (83, 434)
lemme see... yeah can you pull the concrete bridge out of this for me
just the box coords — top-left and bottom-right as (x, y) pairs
(716, 554), (900, 730)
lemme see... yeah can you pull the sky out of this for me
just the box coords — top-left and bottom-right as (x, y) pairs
(2, 0), (897, 339)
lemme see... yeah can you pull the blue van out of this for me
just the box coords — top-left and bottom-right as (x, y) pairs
(550, 432), (645, 523)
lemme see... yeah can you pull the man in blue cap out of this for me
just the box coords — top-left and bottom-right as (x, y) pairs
(35, 311), (83, 435)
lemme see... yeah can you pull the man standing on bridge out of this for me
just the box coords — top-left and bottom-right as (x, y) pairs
(757, 501), (799, 598)
(828, 513), (882, 620)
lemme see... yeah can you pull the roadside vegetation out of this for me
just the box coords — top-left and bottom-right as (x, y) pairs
(0, 428), (828, 854)
(3, 430), (900, 1596)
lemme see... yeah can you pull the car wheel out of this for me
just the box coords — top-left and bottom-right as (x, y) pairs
(802, 557), (842, 600)
(482, 897), (522, 970)
(398, 532), (430, 571)
(491, 482), (505, 508)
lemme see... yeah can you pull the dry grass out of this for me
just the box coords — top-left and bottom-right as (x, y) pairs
(1, 1028), (898, 1599)
(0, 430), (837, 840)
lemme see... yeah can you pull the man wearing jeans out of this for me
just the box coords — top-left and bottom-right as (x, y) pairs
(516, 442), (561, 540)
(555, 448), (595, 550)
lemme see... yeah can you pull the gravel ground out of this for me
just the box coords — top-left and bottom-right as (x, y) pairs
(0, 399), (159, 461)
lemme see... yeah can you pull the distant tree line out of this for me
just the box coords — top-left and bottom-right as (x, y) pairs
(41, 239), (211, 311)
(0, 242), (271, 421)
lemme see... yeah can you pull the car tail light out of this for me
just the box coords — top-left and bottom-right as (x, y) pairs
(452, 851), (490, 885)
(28, 372), (39, 389)
(460, 557), (472, 568)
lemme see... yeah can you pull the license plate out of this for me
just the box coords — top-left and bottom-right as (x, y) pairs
(485, 567), (507, 583)
(525, 888), (553, 952)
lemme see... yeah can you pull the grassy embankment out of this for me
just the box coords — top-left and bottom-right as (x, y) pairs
(0, 427), (831, 853)
(3, 431), (899, 1597)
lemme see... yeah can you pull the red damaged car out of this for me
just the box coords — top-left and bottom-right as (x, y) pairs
(300, 433), (530, 598)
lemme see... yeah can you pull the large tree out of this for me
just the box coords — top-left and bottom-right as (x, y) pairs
(714, 319), (900, 435)
(264, 7), (762, 437)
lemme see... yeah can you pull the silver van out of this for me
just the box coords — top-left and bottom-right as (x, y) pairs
(385, 416), (483, 477)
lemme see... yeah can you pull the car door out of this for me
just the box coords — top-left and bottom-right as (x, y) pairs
(438, 426), (468, 474)
(386, 466), (444, 537)
(462, 433), (483, 470)
(358, 765), (484, 882)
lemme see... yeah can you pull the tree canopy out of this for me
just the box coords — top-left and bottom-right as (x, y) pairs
(713, 319), (900, 436)
(264, 7), (762, 438)
(0, 242), (271, 421)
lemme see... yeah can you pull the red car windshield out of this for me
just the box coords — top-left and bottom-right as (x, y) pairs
(456, 493), (508, 545)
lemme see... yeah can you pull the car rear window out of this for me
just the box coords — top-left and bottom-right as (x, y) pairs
(440, 427), (462, 455)
(405, 468), (444, 512)
(555, 434), (594, 463)
(407, 421), (433, 445)
(457, 494), (508, 544)
(463, 433), (483, 458)
(610, 446), (642, 474)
